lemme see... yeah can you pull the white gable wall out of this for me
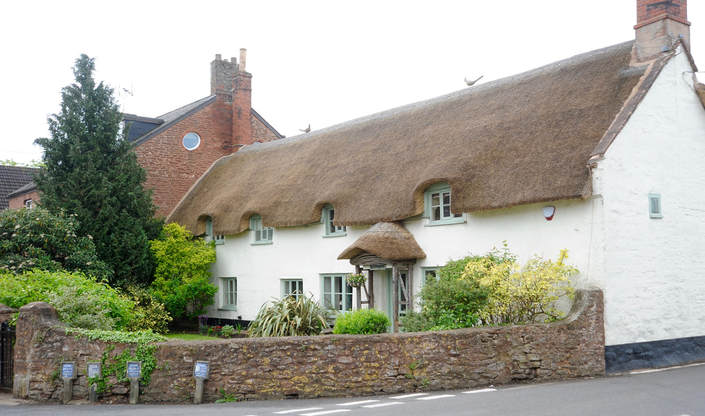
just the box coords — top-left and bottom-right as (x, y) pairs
(208, 198), (595, 322)
(593, 47), (705, 346)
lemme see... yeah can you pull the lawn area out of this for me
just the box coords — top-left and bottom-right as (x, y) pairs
(165, 333), (221, 341)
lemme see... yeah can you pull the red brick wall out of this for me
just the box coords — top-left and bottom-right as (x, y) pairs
(637, 0), (688, 27)
(135, 101), (232, 218)
(251, 115), (281, 143)
(232, 73), (253, 146)
(8, 190), (40, 210)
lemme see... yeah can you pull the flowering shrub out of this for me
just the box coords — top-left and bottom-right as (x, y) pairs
(346, 273), (366, 288)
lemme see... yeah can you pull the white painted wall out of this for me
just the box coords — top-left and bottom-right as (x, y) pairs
(593, 47), (705, 345)
(207, 198), (595, 322)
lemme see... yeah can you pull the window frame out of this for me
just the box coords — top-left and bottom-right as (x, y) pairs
(422, 267), (440, 284)
(24, 199), (33, 209)
(281, 279), (304, 300)
(322, 205), (346, 238)
(204, 217), (225, 245)
(219, 277), (237, 311)
(250, 215), (274, 245)
(423, 183), (466, 226)
(320, 274), (353, 313)
(648, 193), (663, 219)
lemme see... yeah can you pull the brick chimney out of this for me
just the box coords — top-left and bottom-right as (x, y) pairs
(210, 54), (238, 102)
(232, 48), (253, 147)
(635, 0), (691, 61)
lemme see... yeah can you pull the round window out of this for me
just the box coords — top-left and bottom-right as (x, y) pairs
(182, 132), (201, 151)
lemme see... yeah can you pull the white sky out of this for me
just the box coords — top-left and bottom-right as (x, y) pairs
(1, 0), (703, 164)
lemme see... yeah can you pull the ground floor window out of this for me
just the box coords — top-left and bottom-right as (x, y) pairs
(220, 277), (237, 310)
(321, 274), (353, 312)
(422, 267), (440, 284)
(281, 279), (304, 299)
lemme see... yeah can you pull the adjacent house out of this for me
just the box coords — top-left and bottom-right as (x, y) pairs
(0, 166), (38, 211)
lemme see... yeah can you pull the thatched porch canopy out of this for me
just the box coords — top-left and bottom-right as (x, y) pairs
(338, 222), (426, 261)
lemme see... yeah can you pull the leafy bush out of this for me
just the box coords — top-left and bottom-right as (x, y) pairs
(333, 309), (390, 334)
(124, 286), (172, 334)
(220, 325), (235, 337)
(149, 223), (217, 320)
(0, 269), (135, 329)
(467, 249), (577, 325)
(0, 208), (112, 280)
(249, 294), (330, 337)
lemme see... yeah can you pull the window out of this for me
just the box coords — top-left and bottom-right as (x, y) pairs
(220, 278), (237, 310)
(204, 217), (225, 245)
(321, 274), (353, 312)
(322, 205), (346, 237)
(24, 199), (33, 209)
(649, 193), (663, 219)
(182, 132), (201, 151)
(424, 183), (465, 226)
(422, 267), (440, 284)
(281, 279), (304, 299)
(250, 215), (273, 244)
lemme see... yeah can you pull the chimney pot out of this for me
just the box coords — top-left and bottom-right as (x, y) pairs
(231, 57), (237, 64)
(215, 54), (222, 61)
(239, 48), (247, 72)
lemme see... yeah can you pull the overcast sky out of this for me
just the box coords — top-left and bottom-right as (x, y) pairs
(2, 0), (703, 164)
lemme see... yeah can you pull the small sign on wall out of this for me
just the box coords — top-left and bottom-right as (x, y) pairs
(61, 362), (76, 380)
(194, 361), (209, 380)
(126, 361), (142, 380)
(87, 362), (101, 379)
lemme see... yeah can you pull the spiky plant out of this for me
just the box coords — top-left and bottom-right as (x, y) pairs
(248, 294), (330, 337)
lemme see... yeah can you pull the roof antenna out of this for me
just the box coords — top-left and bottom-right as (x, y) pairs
(299, 124), (311, 134)
(464, 75), (483, 87)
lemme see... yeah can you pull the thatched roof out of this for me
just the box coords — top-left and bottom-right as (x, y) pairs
(696, 83), (705, 110)
(169, 41), (654, 235)
(338, 222), (425, 261)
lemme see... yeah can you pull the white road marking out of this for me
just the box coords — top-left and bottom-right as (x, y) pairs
(363, 402), (404, 408)
(463, 387), (497, 394)
(274, 408), (322, 414)
(389, 392), (429, 399)
(336, 399), (380, 406)
(630, 362), (705, 375)
(300, 410), (351, 416)
(417, 394), (456, 400)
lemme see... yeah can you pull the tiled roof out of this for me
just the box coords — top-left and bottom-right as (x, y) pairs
(0, 165), (39, 210)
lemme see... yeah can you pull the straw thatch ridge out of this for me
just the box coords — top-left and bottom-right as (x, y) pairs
(169, 41), (647, 235)
(338, 222), (426, 261)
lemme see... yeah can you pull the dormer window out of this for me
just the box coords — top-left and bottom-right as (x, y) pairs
(250, 214), (273, 245)
(322, 205), (346, 237)
(424, 183), (465, 226)
(205, 217), (225, 245)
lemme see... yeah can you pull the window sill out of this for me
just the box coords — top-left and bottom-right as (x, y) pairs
(424, 216), (466, 227)
(323, 232), (347, 238)
(218, 307), (237, 312)
(214, 241), (225, 245)
(251, 241), (273, 246)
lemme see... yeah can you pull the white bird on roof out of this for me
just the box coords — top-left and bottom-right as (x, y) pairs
(299, 124), (311, 134)
(464, 75), (484, 87)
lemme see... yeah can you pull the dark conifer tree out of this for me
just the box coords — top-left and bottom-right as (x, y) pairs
(35, 55), (162, 287)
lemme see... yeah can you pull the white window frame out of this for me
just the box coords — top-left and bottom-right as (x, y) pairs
(322, 205), (346, 237)
(320, 274), (353, 312)
(24, 199), (33, 209)
(250, 215), (273, 245)
(424, 183), (465, 226)
(220, 277), (237, 311)
(204, 217), (225, 245)
(648, 193), (663, 219)
(281, 279), (304, 299)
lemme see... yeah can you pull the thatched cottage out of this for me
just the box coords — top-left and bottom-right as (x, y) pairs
(169, 0), (705, 371)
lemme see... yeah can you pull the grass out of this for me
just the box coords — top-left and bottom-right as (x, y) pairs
(165, 333), (221, 341)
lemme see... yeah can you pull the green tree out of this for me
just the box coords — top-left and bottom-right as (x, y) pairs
(0, 207), (112, 280)
(35, 54), (161, 287)
(150, 223), (217, 320)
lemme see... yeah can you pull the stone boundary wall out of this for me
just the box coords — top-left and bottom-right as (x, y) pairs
(0, 305), (15, 324)
(12, 289), (604, 403)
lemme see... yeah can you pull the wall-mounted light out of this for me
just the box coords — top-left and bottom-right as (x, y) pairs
(543, 206), (556, 221)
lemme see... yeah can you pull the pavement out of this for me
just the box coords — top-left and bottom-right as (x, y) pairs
(1, 362), (704, 415)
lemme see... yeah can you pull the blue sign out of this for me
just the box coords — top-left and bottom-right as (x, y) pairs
(194, 361), (209, 379)
(87, 363), (101, 379)
(61, 362), (75, 379)
(126, 361), (141, 379)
